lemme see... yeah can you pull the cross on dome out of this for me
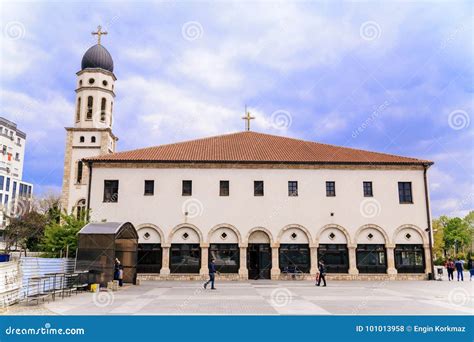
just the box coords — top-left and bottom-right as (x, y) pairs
(92, 25), (108, 45)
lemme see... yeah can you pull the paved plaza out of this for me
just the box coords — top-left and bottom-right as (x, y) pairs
(4, 277), (473, 316)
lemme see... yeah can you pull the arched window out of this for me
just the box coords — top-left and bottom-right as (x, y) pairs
(79, 136), (85, 143)
(76, 161), (83, 184)
(100, 98), (106, 122)
(86, 96), (93, 119)
(91, 136), (96, 143)
(76, 199), (86, 220)
(110, 102), (113, 126)
(75, 97), (81, 122)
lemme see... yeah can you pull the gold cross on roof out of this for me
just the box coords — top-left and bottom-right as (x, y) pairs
(242, 106), (255, 131)
(92, 25), (108, 45)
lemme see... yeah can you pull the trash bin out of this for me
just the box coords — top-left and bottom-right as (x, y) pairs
(0, 254), (10, 262)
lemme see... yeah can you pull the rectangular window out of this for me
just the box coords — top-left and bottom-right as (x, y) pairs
(279, 244), (310, 273)
(86, 96), (93, 119)
(182, 180), (192, 196)
(326, 181), (335, 197)
(288, 181), (298, 196)
(219, 180), (229, 196)
(144, 180), (154, 196)
(209, 244), (239, 273)
(170, 244), (201, 274)
(0, 176), (4, 190)
(395, 244), (425, 273)
(103, 180), (119, 202)
(356, 244), (387, 274)
(12, 181), (16, 198)
(6, 178), (10, 192)
(363, 181), (373, 197)
(398, 182), (413, 203)
(254, 181), (264, 196)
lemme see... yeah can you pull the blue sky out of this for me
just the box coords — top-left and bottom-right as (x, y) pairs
(1, 1), (472, 218)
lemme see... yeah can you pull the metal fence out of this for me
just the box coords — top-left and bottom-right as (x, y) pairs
(18, 257), (75, 299)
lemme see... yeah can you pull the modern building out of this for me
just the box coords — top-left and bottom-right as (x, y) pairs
(0, 117), (34, 247)
(62, 30), (434, 281)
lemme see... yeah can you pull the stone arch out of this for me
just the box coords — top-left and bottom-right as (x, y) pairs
(355, 224), (390, 245)
(169, 223), (203, 244)
(393, 224), (427, 246)
(316, 224), (352, 246)
(245, 227), (274, 245)
(207, 223), (242, 245)
(277, 224), (313, 246)
(136, 223), (165, 245)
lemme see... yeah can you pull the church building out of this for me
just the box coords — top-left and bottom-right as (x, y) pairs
(62, 29), (434, 281)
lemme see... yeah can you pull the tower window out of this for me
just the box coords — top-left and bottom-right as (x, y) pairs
(79, 136), (85, 143)
(76, 161), (83, 184)
(76, 199), (86, 220)
(88, 78), (95, 84)
(103, 80), (108, 87)
(79, 80), (83, 86)
(86, 96), (93, 119)
(91, 136), (96, 143)
(76, 97), (81, 122)
(100, 98), (106, 122)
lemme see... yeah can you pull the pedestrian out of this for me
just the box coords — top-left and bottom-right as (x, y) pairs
(203, 258), (218, 290)
(454, 258), (464, 281)
(316, 260), (327, 287)
(445, 258), (455, 281)
(468, 259), (474, 281)
(114, 258), (123, 287)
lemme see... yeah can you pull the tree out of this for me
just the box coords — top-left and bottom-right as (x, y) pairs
(3, 211), (47, 254)
(432, 217), (445, 261)
(40, 210), (88, 258)
(443, 217), (471, 256)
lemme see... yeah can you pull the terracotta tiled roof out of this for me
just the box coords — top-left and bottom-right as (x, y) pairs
(85, 131), (433, 165)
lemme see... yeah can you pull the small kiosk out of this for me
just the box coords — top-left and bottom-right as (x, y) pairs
(76, 222), (138, 286)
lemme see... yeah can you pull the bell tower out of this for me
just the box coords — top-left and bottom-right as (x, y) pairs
(61, 26), (118, 215)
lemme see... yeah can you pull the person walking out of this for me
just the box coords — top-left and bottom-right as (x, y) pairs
(203, 258), (218, 290)
(455, 258), (464, 281)
(468, 259), (474, 281)
(114, 258), (124, 287)
(445, 258), (455, 281)
(316, 261), (327, 287)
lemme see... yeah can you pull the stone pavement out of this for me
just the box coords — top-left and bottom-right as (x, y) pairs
(4, 278), (462, 315)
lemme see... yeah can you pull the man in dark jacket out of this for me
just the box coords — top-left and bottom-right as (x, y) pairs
(316, 261), (327, 287)
(204, 259), (218, 290)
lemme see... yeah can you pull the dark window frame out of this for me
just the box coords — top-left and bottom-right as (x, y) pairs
(209, 243), (239, 273)
(254, 180), (264, 196)
(219, 180), (229, 196)
(279, 244), (310, 273)
(182, 180), (192, 196)
(144, 180), (154, 196)
(326, 181), (336, 197)
(398, 182), (413, 204)
(103, 180), (119, 203)
(288, 181), (298, 197)
(318, 244), (349, 273)
(363, 181), (373, 197)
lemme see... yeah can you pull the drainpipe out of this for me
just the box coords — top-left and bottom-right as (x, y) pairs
(423, 164), (435, 280)
(86, 161), (93, 221)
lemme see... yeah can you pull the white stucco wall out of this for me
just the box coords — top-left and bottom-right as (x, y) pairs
(88, 166), (431, 247)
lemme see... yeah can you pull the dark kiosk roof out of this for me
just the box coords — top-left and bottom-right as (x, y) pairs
(85, 131), (433, 166)
(81, 44), (114, 72)
(79, 222), (136, 237)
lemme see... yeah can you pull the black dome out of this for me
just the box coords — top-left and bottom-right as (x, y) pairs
(81, 44), (114, 72)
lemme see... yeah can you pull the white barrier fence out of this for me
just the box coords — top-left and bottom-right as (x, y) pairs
(0, 257), (75, 307)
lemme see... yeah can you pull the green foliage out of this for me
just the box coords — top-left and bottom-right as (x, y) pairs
(40, 211), (88, 258)
(432, 211), (473, 259)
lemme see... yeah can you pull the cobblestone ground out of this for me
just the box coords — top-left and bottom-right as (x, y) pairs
(3, 276), (472, 316)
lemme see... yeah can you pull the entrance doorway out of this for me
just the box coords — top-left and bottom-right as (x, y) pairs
(247, 244), (271, 279)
